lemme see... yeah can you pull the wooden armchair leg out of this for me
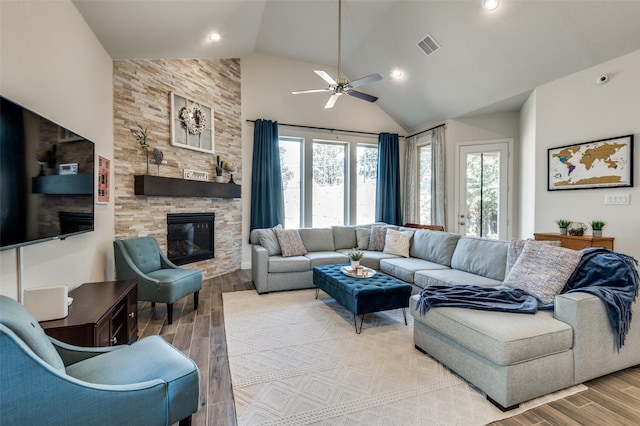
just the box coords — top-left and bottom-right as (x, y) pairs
(178, 415), (192, 426)
(167, 303), (173, 324)
(194, 291), (199, 310)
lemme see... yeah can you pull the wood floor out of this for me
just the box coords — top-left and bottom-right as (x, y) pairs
(138, 270), (640, 426)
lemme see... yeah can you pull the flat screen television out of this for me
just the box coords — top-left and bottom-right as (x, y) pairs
(0, 95), (95, 251)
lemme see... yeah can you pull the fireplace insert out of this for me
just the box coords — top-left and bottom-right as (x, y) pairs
(167, 212), (214, 265)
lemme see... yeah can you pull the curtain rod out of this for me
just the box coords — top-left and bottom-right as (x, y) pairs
(406, 123), (446, 139)
(246, 120), (385, 137)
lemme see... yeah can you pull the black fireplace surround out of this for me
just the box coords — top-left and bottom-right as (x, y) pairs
(167, 212), (214, 265)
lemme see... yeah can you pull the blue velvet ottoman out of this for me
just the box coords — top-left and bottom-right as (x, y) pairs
(313, 264), (413, 333)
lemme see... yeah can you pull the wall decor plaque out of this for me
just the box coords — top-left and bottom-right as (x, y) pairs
(170, 91), (214, 154)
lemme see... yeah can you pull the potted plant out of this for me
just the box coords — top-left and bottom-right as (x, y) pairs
(215, 155), (224, 182)
(556, 219), (571, 235)
(590, 220), (606, 238)
(567, 222), (587, 236)
(347, 248), (364, 269)
(132, 123), (150, 174)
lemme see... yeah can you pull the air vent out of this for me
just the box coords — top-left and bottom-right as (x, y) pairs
(417, 34), (441, 56)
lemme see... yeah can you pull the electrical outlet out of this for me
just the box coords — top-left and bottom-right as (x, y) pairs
(604, 193), (630, 205)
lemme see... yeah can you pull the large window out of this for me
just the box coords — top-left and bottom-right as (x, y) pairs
(278, 135), (377, 228)
(418, 140), (432, 224)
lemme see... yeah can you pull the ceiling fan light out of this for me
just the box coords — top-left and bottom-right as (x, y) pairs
(390, 69), (403, 79)
(482, 0), (499, 11)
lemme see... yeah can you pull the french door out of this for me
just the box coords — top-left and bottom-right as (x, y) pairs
(456, 141), (511, 240)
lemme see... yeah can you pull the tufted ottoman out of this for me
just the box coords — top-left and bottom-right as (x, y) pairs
(313, 264), (413, 333)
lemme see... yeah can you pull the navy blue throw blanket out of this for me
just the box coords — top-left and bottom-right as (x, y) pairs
(415, 285), (538, 316)
(563, 248), (639, 350)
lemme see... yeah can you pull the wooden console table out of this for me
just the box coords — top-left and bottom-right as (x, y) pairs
(40, 280), (138, 347)
(534, 233), (614, 251)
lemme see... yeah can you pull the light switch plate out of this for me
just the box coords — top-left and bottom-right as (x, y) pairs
(604, 193), (630, 205)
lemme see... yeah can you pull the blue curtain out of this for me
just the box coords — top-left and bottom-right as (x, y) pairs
(376, 132), (402, 225)
(250, 119), (284, 231)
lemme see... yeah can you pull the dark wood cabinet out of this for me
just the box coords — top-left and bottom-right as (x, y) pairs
(40, 280), (138, 347)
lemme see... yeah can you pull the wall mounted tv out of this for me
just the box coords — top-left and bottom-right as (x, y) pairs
(0, 95), (95, 251)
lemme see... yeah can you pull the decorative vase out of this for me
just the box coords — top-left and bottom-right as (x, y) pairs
(592, 230), (603, 238)
(559, 227), (567, 235)
(567, 222), (587, 236)
(216, 175), (224, 183)
(350, 260), (360, 269)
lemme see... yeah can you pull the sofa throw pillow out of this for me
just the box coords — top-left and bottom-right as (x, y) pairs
(356, 228), (370, 250)
(383, 228), (415, 258)
(256, 224), (283, 256)
(506, 239), (560, 274)
(368, 225), (388, 251)
(275, 229), (308, 257)
(503, 241), (583, 304)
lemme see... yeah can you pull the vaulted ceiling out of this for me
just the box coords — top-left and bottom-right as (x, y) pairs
(73, 0), (640, 133)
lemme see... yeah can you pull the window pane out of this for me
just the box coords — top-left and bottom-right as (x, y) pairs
(418, 144), (432, 224)
(356, 145), (377, 224)
(312, 142), (345, 227)
(279, 138), (302, 228)
(465, 151), (500, 239)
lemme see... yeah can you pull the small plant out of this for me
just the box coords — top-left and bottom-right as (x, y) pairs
(151, 148), (163, 175)
(589, 220), (606, 231)
(215, 155), (224, 177)
(132, 123), (150, 174)
(556, 219), (571, 228)
(348, 248), (364, 261)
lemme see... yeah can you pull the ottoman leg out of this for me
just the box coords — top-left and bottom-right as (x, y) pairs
(353, 314), (365, 334)
(402, 308), (407, 326)
(315, 287), (319, 299)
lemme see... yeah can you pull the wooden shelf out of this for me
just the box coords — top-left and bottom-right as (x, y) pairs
(534, 232), (614, 251)
(32, 174), (93, 195)
(134, 175), (241, 198)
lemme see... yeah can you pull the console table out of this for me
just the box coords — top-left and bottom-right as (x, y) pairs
(40, 280), (138, 347)
(534, 233), (614, 251)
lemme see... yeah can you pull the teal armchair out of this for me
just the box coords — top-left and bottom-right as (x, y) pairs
(114, 237), (202, 324)
(0, 295), (199, 425)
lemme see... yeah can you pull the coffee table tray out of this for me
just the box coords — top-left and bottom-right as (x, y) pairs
(340, 265), (376, 279)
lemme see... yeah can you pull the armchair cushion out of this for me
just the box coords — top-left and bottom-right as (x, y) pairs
(0, 295), (65, 372)
(147, 268), (203, 304)
(119, 237), (162, 274)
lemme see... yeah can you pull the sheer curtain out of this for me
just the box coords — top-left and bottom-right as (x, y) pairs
(402, 135), (418, 224)
(375, 133), (402, 225)
(431, 126), (446, 228)
(250, 119), (284, 231)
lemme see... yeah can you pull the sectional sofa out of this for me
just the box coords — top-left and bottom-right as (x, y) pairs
(249, 224), (640, 409)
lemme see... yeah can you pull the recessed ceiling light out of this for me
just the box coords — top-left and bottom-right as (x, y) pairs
(390, 69), (403, 79)
(208, 33), (221, 42)
(482, 0), (499, 11)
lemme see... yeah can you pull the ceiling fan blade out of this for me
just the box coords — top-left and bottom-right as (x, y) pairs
(292, 88), (332, 95)
(347, 90), (378, 103)
(348, 73), (382, 88)
(324, 93), (341, 109)
(315, 70), (337, 86)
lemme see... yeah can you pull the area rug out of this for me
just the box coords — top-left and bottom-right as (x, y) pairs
(223, 289), (586, 426)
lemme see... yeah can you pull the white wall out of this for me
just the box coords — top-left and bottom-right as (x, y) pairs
(0, 1), (114, 299)
(527, 48), (640, 259)
(518, 91), (537, 238)
(240, 53), (405, 268)
(443, 112), (521, 237)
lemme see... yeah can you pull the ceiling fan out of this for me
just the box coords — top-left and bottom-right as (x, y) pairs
(292, 0), (382, 109)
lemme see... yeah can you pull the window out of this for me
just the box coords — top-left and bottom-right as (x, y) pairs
(278, 134), (377, 227)
(418, 140), (432, 224)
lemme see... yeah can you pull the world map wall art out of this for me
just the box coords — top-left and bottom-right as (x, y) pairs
(548, 134), (634, 191)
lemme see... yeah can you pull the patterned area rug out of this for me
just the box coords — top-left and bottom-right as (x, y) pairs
(224, 289), (585, 426)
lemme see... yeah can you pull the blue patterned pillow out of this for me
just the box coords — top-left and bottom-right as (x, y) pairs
(503, 241), (582, 304)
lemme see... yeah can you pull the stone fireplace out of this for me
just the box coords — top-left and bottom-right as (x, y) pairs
(167, 213), (214, 265)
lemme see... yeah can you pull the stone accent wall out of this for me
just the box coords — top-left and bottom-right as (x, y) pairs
(113, 59), (242, 279)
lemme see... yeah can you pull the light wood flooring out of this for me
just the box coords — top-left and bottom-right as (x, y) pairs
(138, 270), (640, 426)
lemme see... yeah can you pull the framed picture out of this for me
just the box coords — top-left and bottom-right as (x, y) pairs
(97, 155), (110, 203)
(548, 134), (634, 191)
(170, 91), (214, 154)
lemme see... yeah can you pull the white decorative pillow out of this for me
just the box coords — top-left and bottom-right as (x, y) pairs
(368, 225), (387, 251)
(274, 229), (307, 257)
(506, 239), (560, 274)
(503, 241), (583, 304)
(383, 229), (415, 258)
(256, 224), (283, 256)
(356, 228), (370, 250)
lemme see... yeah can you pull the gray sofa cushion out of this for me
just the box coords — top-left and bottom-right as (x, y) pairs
(414, 269), (502, 288)
(332, 226), (357, 250)
(305, 251), (349, 267)
(299, 228), (335, 252)
(450, 237), (508, 281)
(356, 228), (370, 250)
(268, 256), (310, 273)
(380, 257), (448, 284)
(410, 297), (573, 365)
(409, 230), (461, 266)
(337, 249), (399, 270)
(255, 224), (283, 256)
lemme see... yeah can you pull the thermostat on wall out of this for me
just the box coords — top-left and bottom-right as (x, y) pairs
(59, 163), (78, 175)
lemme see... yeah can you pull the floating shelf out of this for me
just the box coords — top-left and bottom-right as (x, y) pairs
(134, 175), (241, 198)
(32, 174), (94, 195)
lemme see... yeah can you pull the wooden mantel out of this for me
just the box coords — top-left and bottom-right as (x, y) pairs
(134, 175), (241, 198)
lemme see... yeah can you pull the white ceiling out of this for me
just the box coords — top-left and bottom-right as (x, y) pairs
(73, 0), (640, 133)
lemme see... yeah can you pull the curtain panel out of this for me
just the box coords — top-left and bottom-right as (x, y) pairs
(402, 135), (418, 224)
(431, 126), (446, 228)
(375, 133), (402, 225)
(250, 119), (284, 231)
